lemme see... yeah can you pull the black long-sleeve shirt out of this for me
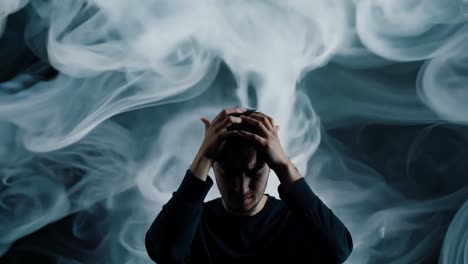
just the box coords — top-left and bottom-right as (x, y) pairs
(145, 169), (353, 264)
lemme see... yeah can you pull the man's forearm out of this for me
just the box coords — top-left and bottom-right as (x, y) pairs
(275, 160), (354, 263)
(145, 168), (213, 263)
(189, 148), (213, 182)
(273, 159), (303, 193)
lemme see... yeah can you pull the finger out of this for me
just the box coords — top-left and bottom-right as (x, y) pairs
(215, 115), (243, 132)
(200, 117), (211, 128)
(239, 116), (270, 137)
(249, 112), (274, 131)
(270, 117), (276, 129)
(219, 130), (241, 140)
(212, 107), (248, 125)
(243, 113), (274, 132)
(234, 130), (267, 147)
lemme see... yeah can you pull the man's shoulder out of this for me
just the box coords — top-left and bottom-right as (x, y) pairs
(203, 197), (223, 210)
(201, 197), (225, 218)
(265, 194), (289, 212)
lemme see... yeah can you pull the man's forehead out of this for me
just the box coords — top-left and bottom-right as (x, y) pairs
(217, 158), (265, 170)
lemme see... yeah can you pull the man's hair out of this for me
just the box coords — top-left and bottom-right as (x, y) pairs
(216, 108), (263, 166)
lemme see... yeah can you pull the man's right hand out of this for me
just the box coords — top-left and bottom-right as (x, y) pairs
(198, 107), (248, 162)
(189, 107), (247, 181)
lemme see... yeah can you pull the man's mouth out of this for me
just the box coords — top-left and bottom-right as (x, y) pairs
(240, 195), (253, 200)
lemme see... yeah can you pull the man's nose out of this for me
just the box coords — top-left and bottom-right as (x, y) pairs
(234, 175), (250, 194)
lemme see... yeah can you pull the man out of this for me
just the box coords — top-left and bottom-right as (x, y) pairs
(145, 107), (353, 263)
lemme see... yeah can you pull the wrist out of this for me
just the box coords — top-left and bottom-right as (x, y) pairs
(272, 159), (294, 174)
(274, 160), (303, 193)
(189, 149), (214, 181)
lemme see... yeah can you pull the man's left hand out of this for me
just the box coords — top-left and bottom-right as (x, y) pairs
(235, 112), (290, 172)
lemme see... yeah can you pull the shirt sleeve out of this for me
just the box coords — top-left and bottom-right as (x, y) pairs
(145, 169), (213, 263)
(278, 178), (353, 263)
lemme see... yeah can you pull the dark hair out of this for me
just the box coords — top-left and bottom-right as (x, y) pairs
(215, 108), (262, 165)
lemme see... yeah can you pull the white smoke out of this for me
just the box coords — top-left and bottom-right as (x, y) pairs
(0, 0), (467, 263)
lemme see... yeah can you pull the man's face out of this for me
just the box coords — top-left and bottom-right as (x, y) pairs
(213, 153), (270, 216)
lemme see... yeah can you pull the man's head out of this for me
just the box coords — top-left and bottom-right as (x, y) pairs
(212, 108), (271, 216)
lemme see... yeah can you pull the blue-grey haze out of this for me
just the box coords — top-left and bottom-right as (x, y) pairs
(0, 0), (467, 263)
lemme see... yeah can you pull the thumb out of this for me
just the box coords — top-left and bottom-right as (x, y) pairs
(200, 117), (211, 128)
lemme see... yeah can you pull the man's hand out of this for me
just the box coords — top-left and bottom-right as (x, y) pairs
(234, 112), (288, 172)
(235, 112), (302, 191)
(190, 107), (248, 181)
(199, 107), (249, 161)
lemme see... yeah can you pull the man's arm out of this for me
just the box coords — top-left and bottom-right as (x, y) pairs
(145, 107), (243, 262)
(145, 167), (213, 263)
(275, 161), (354, 263)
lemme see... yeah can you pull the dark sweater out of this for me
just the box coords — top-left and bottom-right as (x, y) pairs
(145, 169), (353, 264)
